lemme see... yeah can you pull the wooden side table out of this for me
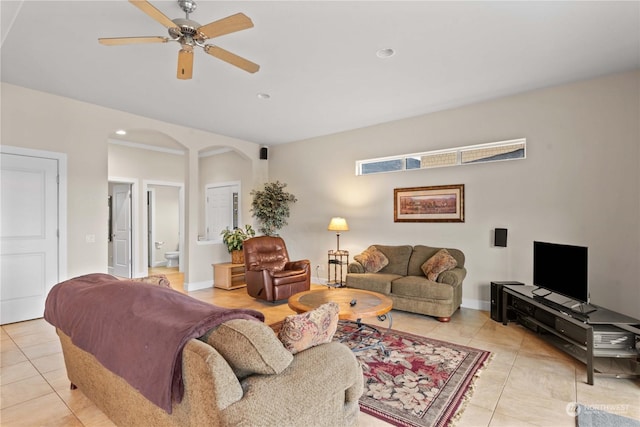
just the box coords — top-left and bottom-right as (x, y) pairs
(213, 263), (246, 290)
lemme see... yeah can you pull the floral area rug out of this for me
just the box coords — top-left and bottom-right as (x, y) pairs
(273, 320), (491, 427)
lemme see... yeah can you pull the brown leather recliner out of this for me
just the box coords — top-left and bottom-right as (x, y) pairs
(243, 236), (311, 302)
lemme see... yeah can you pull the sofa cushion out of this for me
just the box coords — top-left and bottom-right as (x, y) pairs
(373, 245), (413, 276)
(345, 273), (398, 294)
(391, 276), (456, 300)
(354, 246), (389, 273)
(421, 249), (458, 281)
(278, 302), (339, 354)
(201, 319), (293, 379)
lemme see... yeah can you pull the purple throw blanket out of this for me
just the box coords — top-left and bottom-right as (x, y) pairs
(44, 273), (264, 413)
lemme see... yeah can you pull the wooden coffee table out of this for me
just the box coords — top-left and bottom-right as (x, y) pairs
(288, 288), (393, 354)
(288, 288), (393, 322)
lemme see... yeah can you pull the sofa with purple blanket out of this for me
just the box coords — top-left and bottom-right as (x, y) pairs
(45, 274), (363, 427)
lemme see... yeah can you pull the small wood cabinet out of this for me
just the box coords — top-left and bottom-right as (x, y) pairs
(213, 263), (246, 290)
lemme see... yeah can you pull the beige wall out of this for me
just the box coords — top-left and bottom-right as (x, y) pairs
(1, 82), (267, 287)
(198, 149), (254, 239)
(269, 70), (640, 318)
(3, 71), (638, 317)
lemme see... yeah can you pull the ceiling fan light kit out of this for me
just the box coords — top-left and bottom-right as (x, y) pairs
(98, 0), (259, 79)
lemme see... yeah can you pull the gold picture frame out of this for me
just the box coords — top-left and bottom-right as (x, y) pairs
(394, 184), (465, 223)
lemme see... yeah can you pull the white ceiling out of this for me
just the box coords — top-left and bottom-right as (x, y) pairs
(2, 1), (639, 146)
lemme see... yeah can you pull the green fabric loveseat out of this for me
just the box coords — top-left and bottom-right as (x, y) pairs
(346, 244), (466, 322)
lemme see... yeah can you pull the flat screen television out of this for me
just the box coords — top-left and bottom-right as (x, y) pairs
(533, 241), (588, 303)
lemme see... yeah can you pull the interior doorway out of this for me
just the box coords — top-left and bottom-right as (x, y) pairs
(144, 181), (184, 274)
(108, 180), (135, 278)
(1, 147), (67, 324)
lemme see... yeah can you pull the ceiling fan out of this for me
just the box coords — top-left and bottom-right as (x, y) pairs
(98, 0), (259, 80)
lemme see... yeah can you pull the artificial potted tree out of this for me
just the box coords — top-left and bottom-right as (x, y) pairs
(220, 224), (255, 264)
(250, 181), (297, 236)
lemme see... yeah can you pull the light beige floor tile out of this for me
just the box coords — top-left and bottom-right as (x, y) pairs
(493, 393), (576, 427)
(19, 339), (62, 360)
(466, 339), (519, 368)
(1, 374), (55, 409)
(0, 348), (28, 368)
(30, 351), (66, 374)
(467, 366), (510, 412)
(0, 360), (40, 385)
(504, 353), (577, 402)
(3, 318), (53, 338)
(72, 400), (117, 427)
(9, 327), (59, 348)
(576, 376), (640, 421)
(42, 367), (72, 393)
(1, 338), (19, 353)
(471, 320), (526, 350)
(0, 392), (82, 427)
(455, 402), (493, 427)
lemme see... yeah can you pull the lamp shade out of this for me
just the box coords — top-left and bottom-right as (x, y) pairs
(328, 217), (349, 232)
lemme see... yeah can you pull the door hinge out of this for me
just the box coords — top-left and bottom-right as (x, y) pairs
(56, 175), (60, 184)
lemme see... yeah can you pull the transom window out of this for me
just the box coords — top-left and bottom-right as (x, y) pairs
(356, 138), (526, 175)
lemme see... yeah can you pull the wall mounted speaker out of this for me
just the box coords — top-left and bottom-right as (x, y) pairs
(495, 228), (508, 247)
(259, 147), (268, 160)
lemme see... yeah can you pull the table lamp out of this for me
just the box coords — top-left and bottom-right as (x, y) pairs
(327, 217), (349, 252)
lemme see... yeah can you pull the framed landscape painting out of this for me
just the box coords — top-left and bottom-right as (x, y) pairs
(394, 184), (465, 223)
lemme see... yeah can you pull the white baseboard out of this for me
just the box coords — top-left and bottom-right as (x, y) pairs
(185, 280), (213, 292)
(461, 298), (490, 312)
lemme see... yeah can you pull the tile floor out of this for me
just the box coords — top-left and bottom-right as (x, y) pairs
(1, 272), (638, 426)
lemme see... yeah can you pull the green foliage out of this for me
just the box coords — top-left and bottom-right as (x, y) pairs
(250, 181), (297, 236)
(220, 224), (255, 253)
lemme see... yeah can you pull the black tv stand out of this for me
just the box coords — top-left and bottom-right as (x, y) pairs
(502, 285), (640, 385)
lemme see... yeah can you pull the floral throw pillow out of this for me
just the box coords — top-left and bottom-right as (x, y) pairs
(277, 302), (340, 354)
(421, 249), (457, 281)
(354, 246), (389, 273)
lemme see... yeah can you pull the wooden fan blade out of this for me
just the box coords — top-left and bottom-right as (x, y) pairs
(198, 13), (254, 39)
(204, 45), (259, 73)
(99, 36), (168, 46)
(177, 49), (194, 80)
(129, 0), (177, 30)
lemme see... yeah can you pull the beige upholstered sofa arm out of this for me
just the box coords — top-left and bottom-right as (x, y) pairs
(437, 267), (467, 286)
(182, 339), (243, 411)
(222, 341), (363, 426)
(347, 261), (365, 273)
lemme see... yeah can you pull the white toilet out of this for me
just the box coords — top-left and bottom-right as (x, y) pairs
(164, 251), (179, 268)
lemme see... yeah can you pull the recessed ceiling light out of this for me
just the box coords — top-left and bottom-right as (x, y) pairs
(376, 48), (395, 59)
(115, 129), (127, 135)
(257, 93), (271, 100)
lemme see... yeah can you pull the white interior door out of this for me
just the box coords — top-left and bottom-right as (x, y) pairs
(1, 153), (59, 324)
(206, 184), (239, 240)
(112, 184), (131, 278)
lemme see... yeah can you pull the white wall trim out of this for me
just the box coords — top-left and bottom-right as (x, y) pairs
(0, 145), (68, 283)
(461, 298), (490, 312)
(185, 280), (212, 292)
